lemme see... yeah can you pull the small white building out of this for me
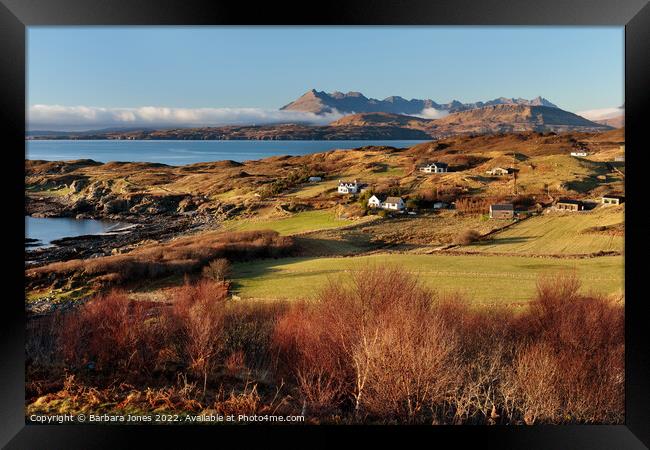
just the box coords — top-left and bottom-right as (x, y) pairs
(367, 194), (385, 208)
(367, 195), (405, 211)
(419, 162), (448, 174)
(338, 179), (360, 194)
(489, 203), (514, 219)
(570, 151), (589, 157)
(601, 195), (624, 206)
(382, 196), (406, 211)
(308, 176), (322, 182)
(486, 167), (511, 176)
(433, 201), (449, 209)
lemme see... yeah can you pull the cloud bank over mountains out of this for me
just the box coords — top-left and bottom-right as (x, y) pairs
(28, 105), (345, 131)
(29, 100), (620, 131)
(411, 108), (450, 120)
(576, 106), (624, 121)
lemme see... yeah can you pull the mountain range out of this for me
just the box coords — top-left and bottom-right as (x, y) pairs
(329, 104), (610, 137)
(280, 89), (559, 115)
(30, 104), (610, 141)
(28, 90), (612, 141)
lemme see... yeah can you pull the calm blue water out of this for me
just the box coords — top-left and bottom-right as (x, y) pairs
(26, 216), (128, 248)
(26, 139), (427, 165)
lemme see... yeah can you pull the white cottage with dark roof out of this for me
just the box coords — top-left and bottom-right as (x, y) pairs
(419, 162), (448, 174)
(337, 179), (360, 194)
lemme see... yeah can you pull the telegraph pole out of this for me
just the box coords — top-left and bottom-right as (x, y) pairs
(512, 152), (518, 195)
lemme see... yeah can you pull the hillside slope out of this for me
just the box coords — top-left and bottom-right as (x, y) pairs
(328, 105), (611, 137)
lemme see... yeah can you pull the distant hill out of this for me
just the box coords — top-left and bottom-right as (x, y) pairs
(425, 104), (611, 136)
(593, 115), (625, 128)
(28, 127), (152, 138)
(28, 123), (432, 141)
(329, 112), (432, 130)
(280, 89), (558, 115)
(328, 105), (611, 137)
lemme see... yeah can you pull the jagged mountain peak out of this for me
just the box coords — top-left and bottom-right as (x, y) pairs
(281, 90), (560, 115)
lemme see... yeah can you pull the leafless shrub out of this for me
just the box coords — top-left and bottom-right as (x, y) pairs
(171, 280), (228, 397)
(274, 266), (461, 422)
(202, 258), (231, 282)
(59, 291), (161, 378)
(504, 273), (624, 424)
(455, 229), (482, 245)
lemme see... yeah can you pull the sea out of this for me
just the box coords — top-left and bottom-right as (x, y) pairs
(26, 139), (428, 166)
(26, 216), (130, 248)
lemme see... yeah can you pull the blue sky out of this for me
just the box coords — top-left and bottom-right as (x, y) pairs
(27, 26), (624, 129)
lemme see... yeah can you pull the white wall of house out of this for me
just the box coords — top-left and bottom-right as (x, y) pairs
(420, 165), (447, 174)
(368, 195), (382, 208)
(338, 183), (359, 194)
(368, 195), (405, 210)
(382, 200), (405, 210)
(601, 197), (621, 205)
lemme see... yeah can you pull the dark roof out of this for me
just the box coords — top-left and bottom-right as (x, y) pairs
(431, 162), (448, 167)
(490, 203), (514, 211)
(384, 196), (404, 203)
(603, 194), (625, 200)
(557, 199), (583, 205)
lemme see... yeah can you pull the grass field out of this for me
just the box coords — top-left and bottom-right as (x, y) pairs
(290, 181), (338, 198)
(222, 209), (371, 236)
(231, 253), (624, 305)
(465, 206), (624, 255)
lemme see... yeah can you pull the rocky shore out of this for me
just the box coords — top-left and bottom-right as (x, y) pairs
(25, 190), (231, 268)
(25, 215), (211, 267)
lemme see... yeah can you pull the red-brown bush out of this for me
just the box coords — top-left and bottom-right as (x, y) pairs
(505, 273), (624, 424)
(59, 291), (161, 377)
(169, 280), (229, 396)
(455, 228), (482, 245)
(274, 266), (461, 421)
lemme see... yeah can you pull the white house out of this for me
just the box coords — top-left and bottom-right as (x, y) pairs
(382, 196), (406, 211)
(433, 201), (449, 209)
(601, 195), (624, 206)
(486, 167), (511, 176)
(308, 176), (322, 182)
(570, 151), (589, 157)
(419, 162), (448, 174)
(367, 194), (385, 208)
(337, 179), (360, 194)
(367, 194), (405, 211)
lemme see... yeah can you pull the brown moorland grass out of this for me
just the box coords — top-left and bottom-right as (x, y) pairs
(27, 230), (295, 288)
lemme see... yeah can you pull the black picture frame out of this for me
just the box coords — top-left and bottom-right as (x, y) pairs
(2, 0), (648, 447)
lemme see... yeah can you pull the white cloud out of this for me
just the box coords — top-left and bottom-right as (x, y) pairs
(576, 106), (624, 121)
(411, 107), (450, 120)
(28, 104), (345, 130)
